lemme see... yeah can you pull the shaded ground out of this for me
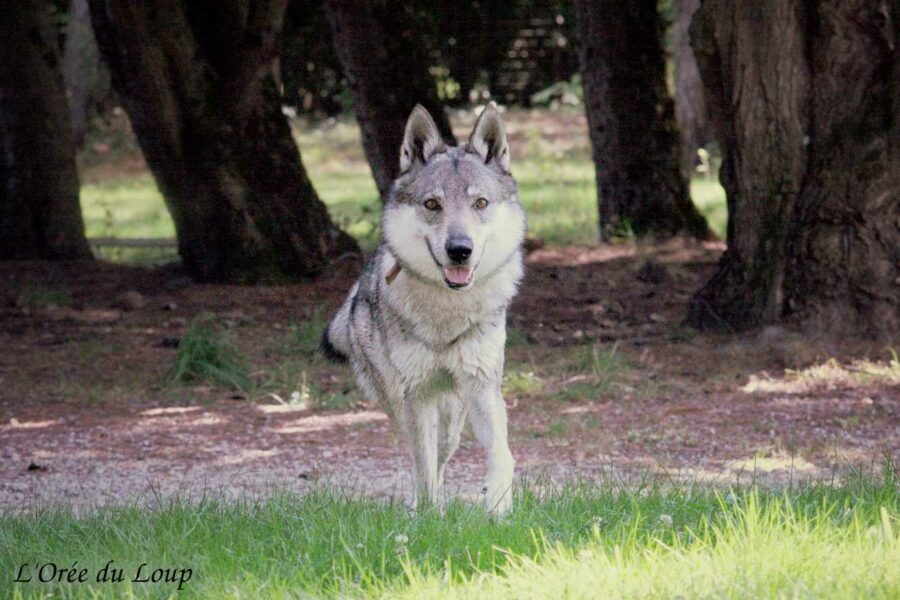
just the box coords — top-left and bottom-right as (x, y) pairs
(1, 240), (897, 508)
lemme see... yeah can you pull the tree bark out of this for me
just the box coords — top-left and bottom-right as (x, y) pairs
(672, 0), (710, 177)
(0, 0), (92, 260)
(88, 0), (357, 282)
(687, 0), (899, 335)
(325, 0), (456, 200)
(573, 0), (711, 241)
(63, 0), (110, 146)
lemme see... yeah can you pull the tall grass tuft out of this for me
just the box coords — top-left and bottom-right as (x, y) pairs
(281, 308), (330, 356)
(167, 315), (252, 391)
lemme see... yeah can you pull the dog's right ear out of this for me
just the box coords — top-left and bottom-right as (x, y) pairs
(400, 105), (446, 174)
(467, 102), (510, 173)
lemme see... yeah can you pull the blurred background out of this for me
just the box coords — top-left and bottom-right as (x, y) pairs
(52, 0), (725, 265)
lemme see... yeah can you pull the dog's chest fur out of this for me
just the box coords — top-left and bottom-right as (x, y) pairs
(360, 246), (522, 389)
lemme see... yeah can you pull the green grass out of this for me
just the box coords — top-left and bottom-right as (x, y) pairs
(553, 343), (632, 401)
(167, 315), (252, 392)
(80, 174), (175, 239)
(160, 311), (360, 408)
(279, 309), (331, 357)
(80, 174), (178, 264)
(691, 177), (728, 239)
(503, 367), (543, 399)
(12, 286), (73, 309)
(2, 470), (897, 598)
(77, 113), (728, 260)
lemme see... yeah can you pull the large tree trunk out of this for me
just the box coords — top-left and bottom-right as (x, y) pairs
(325, 0), (456, 199)
(672, 0), (710, 178)
(0, 0), (92, 260)
(89, 0), (357, 282)
(687, 0), (899, 336)
(573, 0), (711, 241)
(63, 0), (111, 146)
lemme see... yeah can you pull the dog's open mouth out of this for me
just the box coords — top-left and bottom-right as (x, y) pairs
(442, 265), (474, 289)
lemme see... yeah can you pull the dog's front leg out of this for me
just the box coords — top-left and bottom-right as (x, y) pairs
(437, 393), (469, 492)
(466, 380), (515, 516)
(403, 395), (440, 512)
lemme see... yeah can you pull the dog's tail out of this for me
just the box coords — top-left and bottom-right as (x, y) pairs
(320, 327), (348, 363)
(320, 284), (356, 364)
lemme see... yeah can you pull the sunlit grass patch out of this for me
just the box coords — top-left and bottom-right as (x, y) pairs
(79, 175), (178, 265)
(394, 487), (899, 600)
(515, 155), (599, 245)
(744, 351), (900, 393)
(80, 175), (172, 239)
(691, 176), (728, 239)
(2, 468), (897, 599)
(503, 367), (543, 400)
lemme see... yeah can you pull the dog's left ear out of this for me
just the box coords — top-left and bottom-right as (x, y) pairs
(467, 102), (510, 173)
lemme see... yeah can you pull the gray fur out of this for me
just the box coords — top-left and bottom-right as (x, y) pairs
(324, 104), (526, 514)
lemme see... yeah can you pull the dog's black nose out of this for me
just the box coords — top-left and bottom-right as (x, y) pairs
(446, 237), (473, 263)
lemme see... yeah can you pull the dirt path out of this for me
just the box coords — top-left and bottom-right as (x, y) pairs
(1, 241), (897, 508)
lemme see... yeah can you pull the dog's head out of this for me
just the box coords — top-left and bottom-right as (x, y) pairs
(383, 104), (526, 291)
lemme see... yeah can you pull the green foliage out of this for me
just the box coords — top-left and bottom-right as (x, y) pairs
(2, 468), (897, 598)
(167, 315), (252, 392)
(530, 74), (583, 108)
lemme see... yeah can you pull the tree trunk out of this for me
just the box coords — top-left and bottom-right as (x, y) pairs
(687, 0), (899, 336)
(0, 0), (92, 260)
(573, 0), (711, 241)
(325, 0), (456, 199)
(63, 0), (110, 146)
(672, 0), (710, 178)
(88, 0), (357, 282)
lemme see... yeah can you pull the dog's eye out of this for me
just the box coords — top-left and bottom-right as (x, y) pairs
(423, 198), (441, 211)
(474, 197), (489, 210)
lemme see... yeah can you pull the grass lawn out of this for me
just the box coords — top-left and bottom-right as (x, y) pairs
(2, 471), (897, 598)
(78, 111), (728, 263)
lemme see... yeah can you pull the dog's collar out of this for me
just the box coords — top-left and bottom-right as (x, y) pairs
(382, 246), (405, 285)
(385, 261), (402, 285)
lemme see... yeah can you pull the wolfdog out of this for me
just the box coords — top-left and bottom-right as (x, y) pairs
(322, 104), (526, 514)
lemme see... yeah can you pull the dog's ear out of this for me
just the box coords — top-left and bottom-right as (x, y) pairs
(400, 105), (446, 174)
(467, 102), (510, 173)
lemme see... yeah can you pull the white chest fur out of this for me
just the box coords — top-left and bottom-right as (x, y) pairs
(379, 251), (521, 386)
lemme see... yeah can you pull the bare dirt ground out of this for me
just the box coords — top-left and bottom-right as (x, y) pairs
(1, 240), (897, 509)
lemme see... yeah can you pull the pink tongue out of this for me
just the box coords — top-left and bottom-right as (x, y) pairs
(443, 266), (472, 285)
